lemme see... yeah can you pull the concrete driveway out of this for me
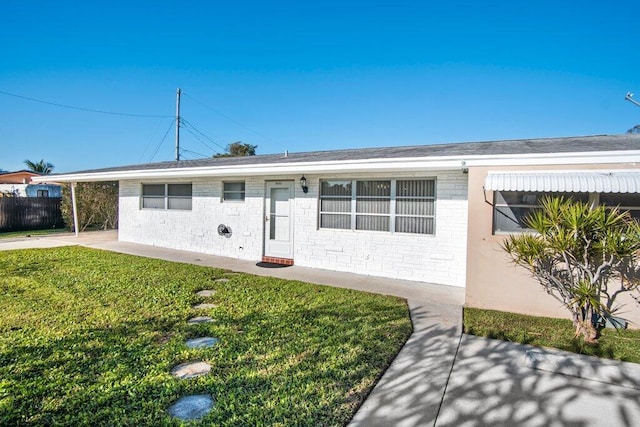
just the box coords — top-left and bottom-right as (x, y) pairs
(2, 231), (640, 426)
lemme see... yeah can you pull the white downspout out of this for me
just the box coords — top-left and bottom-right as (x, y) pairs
(71, 182), (79, 237)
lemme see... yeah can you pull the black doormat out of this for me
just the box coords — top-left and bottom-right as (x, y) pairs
(256, 262), (291, 268)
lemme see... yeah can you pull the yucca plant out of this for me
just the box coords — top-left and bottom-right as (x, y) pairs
(502, 196), (640, 343)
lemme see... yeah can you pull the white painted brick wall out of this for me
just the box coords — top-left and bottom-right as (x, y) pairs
(292, 171), (468, 287)
(118, 170), (468, 287)
(119, 178), (265, 260)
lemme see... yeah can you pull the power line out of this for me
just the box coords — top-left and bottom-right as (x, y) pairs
(182, 122), (221, 153)
(0, 89), (173, 118)
(182, 125), (218, 155)
(180, 115), (227, 146)
(181, 118), (228, 152)
(178, 151), (195, 160)
(182, 91), (277, 143)
(139, 118), (175, 163)
(180, 148), (209, 158)
(148, 120), (174, 162)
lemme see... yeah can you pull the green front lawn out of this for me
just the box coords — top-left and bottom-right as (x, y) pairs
(0, 247), (412, 426)
(464, 307), (640, 363)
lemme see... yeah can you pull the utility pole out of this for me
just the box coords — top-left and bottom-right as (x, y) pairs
(175, 87), (181, 161)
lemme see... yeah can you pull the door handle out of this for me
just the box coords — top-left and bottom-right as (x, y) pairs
(265, 216), (269, 221)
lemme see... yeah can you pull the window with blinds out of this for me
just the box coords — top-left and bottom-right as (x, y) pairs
(319, 180), (352, 229)
(396, 180), (435, 234)
(356, 180), (391, 231)
(141, 183), (192, 210)
(319, 178), (436, 234)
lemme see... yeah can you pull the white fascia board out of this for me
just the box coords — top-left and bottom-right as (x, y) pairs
(31, 158), (465, 182)
(466, 150), (640, 167)
(31, 149), (640, 183)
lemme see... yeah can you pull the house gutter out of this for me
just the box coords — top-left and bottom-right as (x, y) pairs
(31, 150), (640, 183)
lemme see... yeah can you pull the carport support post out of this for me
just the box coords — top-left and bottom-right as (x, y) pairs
(71, 182), (79, 237)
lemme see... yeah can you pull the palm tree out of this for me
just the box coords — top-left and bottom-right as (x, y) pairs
(24, 159), (54, 174)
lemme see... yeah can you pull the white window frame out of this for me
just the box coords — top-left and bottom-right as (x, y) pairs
(141, 183), (192, 210)
(319, 178), (436, 235)
(222, 181), (246, 202)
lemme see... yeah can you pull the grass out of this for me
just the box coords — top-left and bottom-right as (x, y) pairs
(0, 228), (68, 239)
(0, 247), (412, 426)
(464, 307), (640, 363)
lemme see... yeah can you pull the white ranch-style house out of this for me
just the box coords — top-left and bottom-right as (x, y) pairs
(35, 134), (640, 326)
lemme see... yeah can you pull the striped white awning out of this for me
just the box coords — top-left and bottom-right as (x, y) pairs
(485, 171), (640, 193)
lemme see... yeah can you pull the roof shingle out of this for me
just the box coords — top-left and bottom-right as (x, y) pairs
(54, 134), (640, 176)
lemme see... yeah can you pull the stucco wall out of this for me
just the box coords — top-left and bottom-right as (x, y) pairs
(465, 164), (640, 327)
(119, 170), (468, 287)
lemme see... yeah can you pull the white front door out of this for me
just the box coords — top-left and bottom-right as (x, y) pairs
(264, 181), (294, 259)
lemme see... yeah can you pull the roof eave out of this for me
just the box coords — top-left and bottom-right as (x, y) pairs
(31, 150), (640, 183)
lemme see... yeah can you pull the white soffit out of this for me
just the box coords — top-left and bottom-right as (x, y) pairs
(485, 171), (640, 193)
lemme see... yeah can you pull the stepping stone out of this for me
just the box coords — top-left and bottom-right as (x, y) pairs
(170, 361), (211, 379)
(215, 278), (230, 283)
(187, 316), (215, 325)
(192, 303), (217, 310)
(168, 394), (214, 420)
(186, 337), (220, 349)
(196, 289), (216, 297)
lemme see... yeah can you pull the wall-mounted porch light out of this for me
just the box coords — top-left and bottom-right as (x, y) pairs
(461, 161), (469, 174)
(300, 176), (308, 193)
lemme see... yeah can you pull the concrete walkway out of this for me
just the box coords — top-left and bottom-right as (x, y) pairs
(437, 335), (640, 426)
(3, 231), (640, 426)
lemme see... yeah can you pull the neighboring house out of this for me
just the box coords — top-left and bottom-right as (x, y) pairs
(0, 171), (64, 231)
(33, 134), (640, 326)
(0, 184), (61, 198)
(0, 171), (61, 198)
(24, 184), (62, 198)
(0, 170), (39, 197)
(0, 170), (42, 184)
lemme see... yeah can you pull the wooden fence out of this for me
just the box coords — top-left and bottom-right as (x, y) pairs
(0, 197), (65, 232)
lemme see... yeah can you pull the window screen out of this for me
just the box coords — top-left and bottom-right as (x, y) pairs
(141, 183), (192, 210)
(223, 182), (246, 201)
(319, 178), (436, 234)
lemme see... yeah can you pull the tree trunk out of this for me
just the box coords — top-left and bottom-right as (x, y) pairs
(573, 309), (599, 343)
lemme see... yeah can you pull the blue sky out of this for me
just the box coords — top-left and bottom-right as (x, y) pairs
(1, 1), (639, 173)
